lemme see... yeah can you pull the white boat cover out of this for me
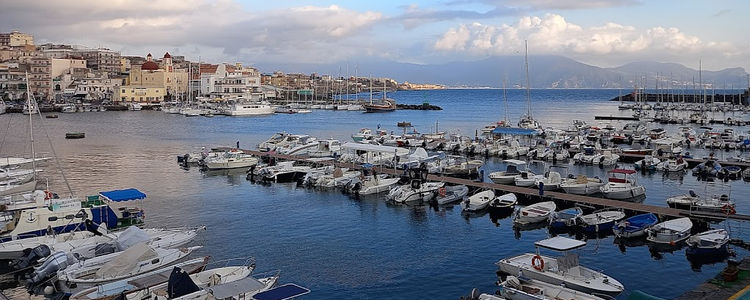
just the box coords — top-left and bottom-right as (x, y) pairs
(95, 242), (158, 278)
(208, 276), (266, 299)
(115, 226), (152, 250)
(654, 217), (692, 232)
(534, 236), (586, 251)
(502, 159), (527, 165)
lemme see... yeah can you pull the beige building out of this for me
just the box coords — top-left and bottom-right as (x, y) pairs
(127, 52), (188, 99)
(114, 86), (165, 104)
(0, 31), (34, 47)
(51, 58), (86, 78)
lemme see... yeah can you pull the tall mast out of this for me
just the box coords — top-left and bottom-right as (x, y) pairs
(503, 78), (509, 123)
(524, 40), (531, 117)
(25, 72), (36, 174)
(369, 75), (373, 104)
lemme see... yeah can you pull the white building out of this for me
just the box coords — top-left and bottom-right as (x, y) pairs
(200, 63), (262, 99)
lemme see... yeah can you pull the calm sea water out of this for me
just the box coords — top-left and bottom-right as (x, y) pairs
(2, 89), (750, 299)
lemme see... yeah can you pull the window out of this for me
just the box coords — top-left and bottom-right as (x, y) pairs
(121, 89), (125, 93)
(48, 216), (58, 222)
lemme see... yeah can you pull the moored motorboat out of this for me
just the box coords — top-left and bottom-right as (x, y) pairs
(496, 236), (624, 296)
(578, 209), (626, 234)
(646, 217), (693, 244)
(685, 229), (729, 256)
(461, 190), (494, 212)
(435, 185), (469, 205)
(498, 276), (607, 300)
(613, 213), (658, 238)
(513, 201), (556, 225)
(489, 159), (524, 184)
(548, 207), (583, 229)
(560, 175), (604, 195)
(488, 192), (517, 213)
(600, 169), (645, 200)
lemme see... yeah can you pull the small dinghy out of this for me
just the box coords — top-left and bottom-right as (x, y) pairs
(461, 190), (494, 212)
(435, 185), (469, 205)
(660, 157), (688, 172)
(692, 160), (721, 177)
(720, 166), (742, 180)
(488, 192), (517, 213)
(498, 276), (606, 300)
(579, 209), (626, 234)
(686, 229), (730, 256)
(646, 217), (693, 244)
(513, 201), (556, 225)
(548, 207), (583, 229)
(613, 213), (658, 238)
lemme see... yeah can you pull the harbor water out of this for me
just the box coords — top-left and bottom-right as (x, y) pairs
(2, 89), (750, 299)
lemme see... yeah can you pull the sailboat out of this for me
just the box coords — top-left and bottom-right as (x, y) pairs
(517, 40), (540, 130)
(482, 79), (512, 133)
(363, 77), (396, 112)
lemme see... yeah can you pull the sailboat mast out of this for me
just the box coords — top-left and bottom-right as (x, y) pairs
(524, 40), (531, 117)
(503, 79), (509, 123)
(369, 75), (373, 104)
(25, 72), (36, 174)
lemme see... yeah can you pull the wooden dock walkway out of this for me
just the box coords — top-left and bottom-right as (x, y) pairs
(235, 148), (750, 222)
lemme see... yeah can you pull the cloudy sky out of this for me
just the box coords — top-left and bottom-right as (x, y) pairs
(1, 0), (748, 71)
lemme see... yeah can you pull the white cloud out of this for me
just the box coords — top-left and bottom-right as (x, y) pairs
(433, 14), (746, 68)
(0, 0), (383, 63)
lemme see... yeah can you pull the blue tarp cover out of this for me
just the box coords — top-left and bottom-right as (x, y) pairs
(253, 284), (310, 300)
(491, 127), (538, 136)
(99, 188), (146, 202)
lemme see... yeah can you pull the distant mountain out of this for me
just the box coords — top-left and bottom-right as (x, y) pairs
(256, 56), (749, 89)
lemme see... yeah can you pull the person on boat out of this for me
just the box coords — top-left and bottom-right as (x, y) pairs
(236, 140), (240, 148)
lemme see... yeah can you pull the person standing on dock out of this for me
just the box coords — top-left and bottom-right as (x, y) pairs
(236, 140), (240, 149)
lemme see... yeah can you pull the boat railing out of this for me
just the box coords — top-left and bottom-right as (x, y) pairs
(205, 256), (257, 270)
(251, 269), (282, 279)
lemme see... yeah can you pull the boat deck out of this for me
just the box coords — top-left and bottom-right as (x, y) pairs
(229, 148), (750, 222)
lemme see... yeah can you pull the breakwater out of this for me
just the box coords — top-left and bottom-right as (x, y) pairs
(610, 89), (749, 105)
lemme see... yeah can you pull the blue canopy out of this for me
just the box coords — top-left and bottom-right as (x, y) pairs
(99, 188), (147, 202)
(253, 284), (310, 300)
(491, 127), (538, 136)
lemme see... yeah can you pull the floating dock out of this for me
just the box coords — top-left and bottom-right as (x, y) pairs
(235, 149), (750, 222)
(594, 115), (640, 121)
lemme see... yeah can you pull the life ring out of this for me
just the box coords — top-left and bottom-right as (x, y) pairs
(438, 187), (447, 197)
(531, 255), (544, 271)
(44, 190), (53, 200)
(722, 204), (736, 215)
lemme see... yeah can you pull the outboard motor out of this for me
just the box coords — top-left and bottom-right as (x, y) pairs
(689, 190), (698, 198)
(12, 245), (51, 270)
(27, 251), (76, 285)
(167, 267), (201, 298)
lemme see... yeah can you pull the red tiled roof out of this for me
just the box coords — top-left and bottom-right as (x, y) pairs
(142, 61), (159, 70)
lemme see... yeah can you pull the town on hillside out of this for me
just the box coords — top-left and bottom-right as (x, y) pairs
(0, 30), (444, 111)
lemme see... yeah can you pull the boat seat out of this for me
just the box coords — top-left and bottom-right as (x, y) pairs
(575, 175), (588, 184)
(608, 177), (627, 183)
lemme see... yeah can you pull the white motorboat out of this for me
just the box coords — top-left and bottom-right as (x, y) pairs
(307, 139), (342, 158)
(496, 236), (624, 296)
(534, 171), (562, 191)
(203, 149), (259, 170)
(498, 276), (606, 300)
(600, 169), (645, 200)
(69, 257), (211, 300)
(316, 169), (360, 188)
(42, 244), (201, 293)
(666, 191), (734, 213)
(347, 175), (400, 195)
(593, 150), (619, 166)
(578, 209), (626, 234)
(489, 159), (525, 184)
(256, 161), (311, 183)
(460, 190), (494, 212)
(645, 217), (693, 244)
(275, 135), (318, 156)
(560, 175), (604, 195)
(128, 103), (143, 111)
(388, 181), (444, 203)
(514, 170), (541, 187)
(659, 157), (688, 172)
(633, 155), (660, 171)
(224, 101), (274, 116)
(513, 201), (556, 225)
(435, 185), (469, 205)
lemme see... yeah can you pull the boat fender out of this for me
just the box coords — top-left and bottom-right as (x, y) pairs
(531, 255), (544, 271)
(438, 187), (446, 197)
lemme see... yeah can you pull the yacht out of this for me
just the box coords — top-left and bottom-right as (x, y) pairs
(203, 149), (259, 170)
(224, 100), (274, 116)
